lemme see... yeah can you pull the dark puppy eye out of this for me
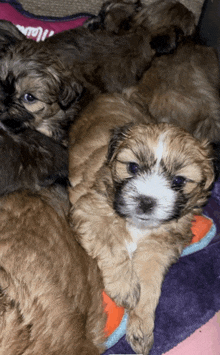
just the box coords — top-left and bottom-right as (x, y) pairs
(22, 93), (36, 103)
(128, 162), (140, 175)
(172, 176), (186, 189)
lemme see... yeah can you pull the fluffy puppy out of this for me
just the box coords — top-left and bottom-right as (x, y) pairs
(45, 0), (195, 95)
(124, 38), (220, 142)
(0, 21), (83, 145)
(0, 0), (195, 139)
(88, 0), (195, 39)
(94, 0), (220, 142)
(0, 184), (106, 354)
(68, 93), (214, 355)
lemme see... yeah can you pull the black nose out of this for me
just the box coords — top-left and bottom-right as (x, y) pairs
(137, 196), (156, 214)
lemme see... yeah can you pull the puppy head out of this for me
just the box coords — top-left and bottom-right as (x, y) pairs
(107, 123), (214, 228)
(0, 39), (83, 144)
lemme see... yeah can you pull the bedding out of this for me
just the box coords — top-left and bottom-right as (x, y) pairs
(0, 0), (219, 354)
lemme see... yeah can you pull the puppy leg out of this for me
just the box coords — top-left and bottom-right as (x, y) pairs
(126, 232), (190, 354)
(70, 192), (140, 309)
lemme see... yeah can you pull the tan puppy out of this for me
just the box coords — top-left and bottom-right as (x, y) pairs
(68, 94), (214, 355)
(0, 185), (106, 355)
(124, 39), (220, 142)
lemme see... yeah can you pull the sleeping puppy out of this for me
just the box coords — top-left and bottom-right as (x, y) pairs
(124, 38), (220, 142)
(0, 184), (106, 354)
(68, 93), (214, 355)
(88, 0), (220, 143)
(45, 0), (196, 94)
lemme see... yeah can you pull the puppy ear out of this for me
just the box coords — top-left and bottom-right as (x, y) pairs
(150, 27), (184, 56)
(209, 142), (220, 182)
(107, 123), (134, 162)
(199, 140), (215, 190)
(0, 20), (25, 55)
(59, 79), (84, 109)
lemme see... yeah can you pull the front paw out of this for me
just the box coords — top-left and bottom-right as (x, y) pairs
(105, 270), (140, 309)
(126, 311), (154, 355)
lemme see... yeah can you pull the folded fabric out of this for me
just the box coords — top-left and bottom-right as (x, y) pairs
(0, 1), (90, 41)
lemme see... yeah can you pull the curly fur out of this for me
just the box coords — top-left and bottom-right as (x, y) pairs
(68, 93), (214, 355)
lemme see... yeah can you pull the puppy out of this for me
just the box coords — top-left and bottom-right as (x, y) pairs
(0, 184), (106, 354)
(45, 0), (195, 94)
(0, 0), (195, 139)
(93, 0), (220, 143)
(124, 38), (220, 142)
(68, 93), (214, 355)
(0, 21), (83, 146)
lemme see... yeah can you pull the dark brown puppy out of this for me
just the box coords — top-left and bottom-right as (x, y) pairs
(0, 184), (106, 355)
(45, 0), (196, 94)
(0, 24), (82, 146)
(0, 0), (195, 140)
(91, 1), (220, 143)
(124, 38), (220, 142)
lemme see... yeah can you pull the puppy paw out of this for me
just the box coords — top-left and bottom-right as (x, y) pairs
(126, 312), (154, 355)
(105, 270), (140, 309)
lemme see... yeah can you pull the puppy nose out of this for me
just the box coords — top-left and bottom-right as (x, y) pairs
(137, 196), (156, 214)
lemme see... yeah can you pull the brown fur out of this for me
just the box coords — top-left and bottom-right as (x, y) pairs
(0, 126), (68, 195)
(44, 0), (195, 95)
(0, 33), (83, 146)
(90, 0), (220, 143)
(68, 93), (214, 355)
(0, 0), (196, 143)
(124, 40), (220, 142)
(0, 185), (106, 354)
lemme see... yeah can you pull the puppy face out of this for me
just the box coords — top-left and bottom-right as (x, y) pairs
(0, 31), (83, 144)
(108, 123), (214, 229)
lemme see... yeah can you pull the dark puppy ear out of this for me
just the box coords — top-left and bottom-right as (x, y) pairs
(59, 79), (84, 109)
(107, 123), (134, 162)
(0, 20), (25, 55)
(150, 27), (184, 55)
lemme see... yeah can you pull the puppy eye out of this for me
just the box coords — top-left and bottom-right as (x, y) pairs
(172, 176), (186, 189)
(22, 93), (37, 103)
(128, 162), (140, 175)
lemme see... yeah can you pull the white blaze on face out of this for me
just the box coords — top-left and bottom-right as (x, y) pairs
(155, 133), (166, 167)
(122, 133), (177, 228)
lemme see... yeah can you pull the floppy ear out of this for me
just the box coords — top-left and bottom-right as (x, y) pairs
(0, 20), (25, 56)
(107, 123), (134, 162)
(198, 140), (215, 191)
(58, 78), (84, 109)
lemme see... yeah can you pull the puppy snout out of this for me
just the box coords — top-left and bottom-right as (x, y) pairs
(137, 195), (156, 214)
